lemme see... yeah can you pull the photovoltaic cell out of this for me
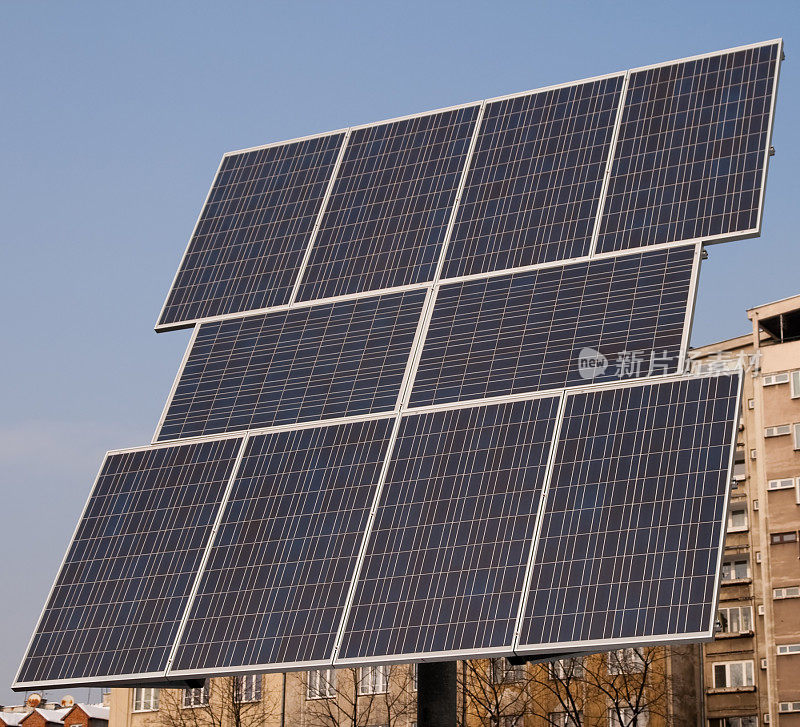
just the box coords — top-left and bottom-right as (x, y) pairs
(157, 290), (426, 441)
(442, 76), (623, 278)
(295, 107), (480, 302)
(157, 133), (344, 329)
(597, 43), (779, 253)
(338, 397), (559, 661)
(518, 374), (740, 652)
(410, 245), (695, 408)
(171, 418), (394, 673)
(15, 438), (243, 686)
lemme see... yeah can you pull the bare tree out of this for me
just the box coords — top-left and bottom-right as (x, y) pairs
(300, 667), (380, 727)
(459, 658), (538, 727)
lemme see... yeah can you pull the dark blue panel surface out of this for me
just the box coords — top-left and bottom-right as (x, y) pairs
(296, 107), (479, 301)
(172, 418), (394, 671)
(519, 374), (739, 650)
(158, 133), (344, 328)
(597, 43), (779, 253)
(16, 439), (242, 686)
(410, 245), (695, 408)
(339, 397), (559, 660)
(442, 76), (622, 277)
(157, 290), (425, 441)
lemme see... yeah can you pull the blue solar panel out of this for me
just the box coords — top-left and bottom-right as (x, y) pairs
(295, 106), (479, 302)
(158, 133), (344, 329)
(156, 290), (425, 441)
(442, 76), (623, 278)
(596, 42), (779, 253)
(338, 397), (559, 661)
(15, 438), (243, 687)
(171, 418), (395, 673)
(410, 245), (696, 408)
(517, 374), (740, 653)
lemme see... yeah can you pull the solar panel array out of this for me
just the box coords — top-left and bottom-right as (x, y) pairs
(16, 39), (780, 690)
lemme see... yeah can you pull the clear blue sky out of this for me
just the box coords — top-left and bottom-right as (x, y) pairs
(1, 0), (798, 706)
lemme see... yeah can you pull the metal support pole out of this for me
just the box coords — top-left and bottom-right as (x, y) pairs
(417, 661), (457, 727)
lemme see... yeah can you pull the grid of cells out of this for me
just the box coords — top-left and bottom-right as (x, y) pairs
(518, 374), (739, 650)
(15, 438), (243, 685)
(295, 106), (480, 302)
(442, 76), (623, 278)
(157, 290), (426, 441)
(158, 133), (345, 329)
(339, 397), (559, 660)
(171, 418), (395, 672)
(410, 245), (695, 408)
(597, 42), (779, 253)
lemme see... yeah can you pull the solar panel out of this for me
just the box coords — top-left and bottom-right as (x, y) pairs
(517, 374), (740, 654)
(157, 132), (345, 330)
(441, 76), (623, 278)
(410, 244), (697, 409)
(337, 397), (559, 662)
(156, 289), (426, 441)
(15, 438), (243, 688)
(294, 106), (480, 302)
(170, 418), (395, 674)
(596, 42), (780, 254)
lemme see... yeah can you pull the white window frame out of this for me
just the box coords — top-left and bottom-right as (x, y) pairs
(133, 688), (159, 712)
(727, 507), (748, 532)
(767, 478), (794, 491)
(718, 605), (753, 634)
(791, 370), (800, 398)
(234, 674), (261, 703)
(550, 711), (582, 727)
(550, 657), (584, 680)
(778, 702), (800, 713)
(307, 668), (336, 699)
(722, 556), (750, 581)
(765, 425), (791, 438)
(770, 531), (798, 545)
(182, 682), (210, 709)
(490, 658), (525, 684)
(794, 423), (800, 450)
(777, 643), (800, 655)
(713, 660), (754, 688)
(358, 665), (389, 695)
(773, 586), (800, 599)
(607, 649), (645, 675)
(608, 706), (649, 727)
(500, 717), (523, 727)
(763, 373), (790, 386)
(708, 717), (758, 727)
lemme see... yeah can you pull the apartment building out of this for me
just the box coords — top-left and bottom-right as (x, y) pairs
(692, 294), (800, 727)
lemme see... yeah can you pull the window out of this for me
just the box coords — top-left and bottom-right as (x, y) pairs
(358, 665), (389, 695)
(550, 657), (584, 680)
(770, 531), (798, 545)
(794, 423), (800, 450)
(722, 556), (750, 581)
(490, 658), (525, 683)
(411, 662), (417, 691)
(500, 717), (523, 727)
(764, 425), (791, 437)
(718, 606), (753, 634)
(777, 644), (800, 655)
(709, 717), (758, 727)
(732, 462), (747, 481)
(713, 660), (754, 688)
(767, 478), (794, 490)
(791, 370), (800, 398)
(234, 675), (261, 703)
(307, 669), (336, 699)
(763, 373), (790, 386)
(748, 398), (755, 410)
(750, 449), (757, 460)
(133, 688), (159, 712)
(774, 586), (800, 599)
(607, 649), (645, 675)
(608, 707), (648, 727)
(779, 702), (800, 713)
(728, 508), (748, 532)
(183, 682), (209, 708)
(550, 712), (581, 727)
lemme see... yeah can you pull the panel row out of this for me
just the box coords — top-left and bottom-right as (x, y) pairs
(156, 244), (697, 443)
(16, 373), (739, 687)
(157, 41), (779, 330)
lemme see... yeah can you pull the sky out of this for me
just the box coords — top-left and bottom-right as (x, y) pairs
(1, 0), (798, 707)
